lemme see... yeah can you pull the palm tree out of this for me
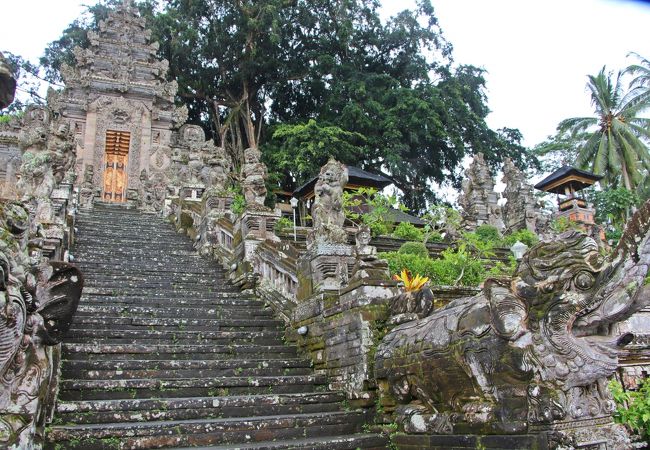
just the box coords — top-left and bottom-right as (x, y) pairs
(554, 66), (650, 191)
(625, 52), (650, 104)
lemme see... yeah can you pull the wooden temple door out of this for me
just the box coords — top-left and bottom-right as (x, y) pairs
(102, 130), (130, 202)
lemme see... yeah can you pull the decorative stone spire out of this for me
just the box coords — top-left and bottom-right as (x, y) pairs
(501, 157), (538, 233)
(458, 153), (504, 232)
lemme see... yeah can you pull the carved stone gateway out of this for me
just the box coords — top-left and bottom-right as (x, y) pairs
(375, 199), (650, 449)
(57, 2), (186, 209)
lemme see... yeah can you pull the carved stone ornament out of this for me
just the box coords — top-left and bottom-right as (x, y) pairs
(350, 225), (390, 283)
(375, 199), (650, 446)
(0, 201), (83, 448)
(309, 158), (348, 248)
(241, 147), (269, 210)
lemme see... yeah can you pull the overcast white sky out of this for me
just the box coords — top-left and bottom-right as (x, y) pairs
(2, 0), (650, 148)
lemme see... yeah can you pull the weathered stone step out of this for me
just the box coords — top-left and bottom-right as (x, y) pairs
(74, 306), (273, 319)
(74, 301), (271, 314)
(80, 290), (250, 300)
(54, 392), (343, 424)
(77, 262), (219, 273)
(68, 316), (283, 331)
(173, 434), (389, 450)
(64, 328), (284, 344)
(62, 343), (298, 361)
(63, 366), (313, 380)
(46, 411), (367, 449)
(62, 358), (311, 372)
(59, 375), (328, 400)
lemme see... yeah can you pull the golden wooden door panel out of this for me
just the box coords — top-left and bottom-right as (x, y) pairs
(103, 130), (130, 202)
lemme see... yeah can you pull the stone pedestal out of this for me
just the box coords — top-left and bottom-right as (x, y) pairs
(296, 243), (356, 300)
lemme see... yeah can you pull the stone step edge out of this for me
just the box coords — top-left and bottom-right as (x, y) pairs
(56, 392), (344, 413)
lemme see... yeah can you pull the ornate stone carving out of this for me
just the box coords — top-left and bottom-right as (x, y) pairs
(309, 158), (348, 247)
(375, 199), (650, 446)
(350, 225), (390, 283)
(17, 107), (75, 224)
(241, 147), (268, 210)
(501, 157), (539, 233)
(79, 165), (96, 210)
(0, 201), (83, 449)
(458, 153), (504, 232)
(0, 51), (16, 110)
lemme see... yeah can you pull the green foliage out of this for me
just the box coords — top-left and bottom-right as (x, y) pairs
(589, 187), (641, 228)
(264, 119), (366, 190)
(609, 378), (650, 440)
(422, 205), (461, 242)
(381, 230), (515, 287)
(550, 216), (584, 233)
(343, 187), (405, 237)
(398, 242), (429, 258)
(230, 194), (246, 216)
(474, 225), (502, 244)
(503, 229), (539, 248)
(392, 222), (424, 242)
(274, 217), (293, 233)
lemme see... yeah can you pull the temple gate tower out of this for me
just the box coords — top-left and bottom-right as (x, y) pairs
(56, 1), (187, 204)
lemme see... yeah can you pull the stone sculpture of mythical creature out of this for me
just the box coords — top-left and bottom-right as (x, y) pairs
(375, 199), (650, 447)
(0, 201), (83, 448)
(310, 158), (348, 246)
(241, 147), (268, 209)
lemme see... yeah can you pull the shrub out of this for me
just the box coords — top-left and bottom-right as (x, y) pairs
(503, 229), (539, 248)
(474, 224), (502, 244)
(274, 217), (293, 233)
(427, 231), (443, 242)
(398, 241), (429, 258)
(609, 378), (650, 441)
(380, 252), (437, 281)
(392, 222), (424, 241)
(230, 193), (246, 216)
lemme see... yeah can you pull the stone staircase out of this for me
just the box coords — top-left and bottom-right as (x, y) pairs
(45, 203), (387, 449)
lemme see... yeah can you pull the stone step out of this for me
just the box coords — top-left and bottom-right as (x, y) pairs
(54, 392), (343, 424)
(68, 316), (284, 331)
(46, 411), (368, 450)
(172, 434), (389, 450)
(65, 328), (284, 342)
(59, 375), (328, 400)
(62, 343), (298, 361)
(73, 306), (273, 319)
(62, 358), (311, 372)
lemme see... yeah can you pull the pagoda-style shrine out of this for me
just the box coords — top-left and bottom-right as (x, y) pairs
(56, 1), (187, 203)
(534, 165), (602, 225)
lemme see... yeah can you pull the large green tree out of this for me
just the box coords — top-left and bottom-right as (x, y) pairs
(541, 67), (650, 191)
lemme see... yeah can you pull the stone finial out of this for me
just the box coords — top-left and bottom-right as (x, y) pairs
(0, 51), (16, 110)
(309, 158), (348, 247)
(241, 147), (268, 209)
(501, 157), (538, 233)
(458, 153), (504, 232)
